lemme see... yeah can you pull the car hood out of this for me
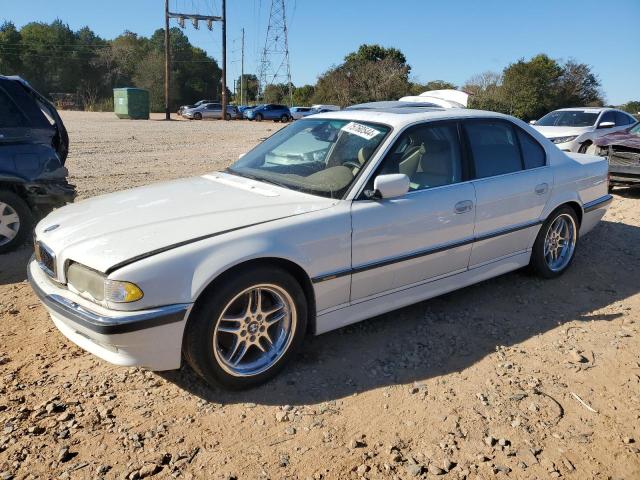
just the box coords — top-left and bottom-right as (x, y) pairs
(533, 125), (592, 138)
(35, 173), (336, 273)
(594, 130), (640, 149)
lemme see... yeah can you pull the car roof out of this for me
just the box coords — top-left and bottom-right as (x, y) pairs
(310, 107), (515, 128)
(554, 107), (610, 113)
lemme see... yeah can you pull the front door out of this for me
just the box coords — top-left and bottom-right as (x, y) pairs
(350, 121), (476, 301)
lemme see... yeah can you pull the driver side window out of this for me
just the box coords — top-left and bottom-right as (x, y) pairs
(375, 122), (463, 192)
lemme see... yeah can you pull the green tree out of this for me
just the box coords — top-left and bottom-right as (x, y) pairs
(263, 83), (290, 104)
(620, 100), (640, 115)
(235, 74), (259, 103)
(409, 80), (456, 95)
(464, 71), (507, 112)
(344, 44), (409, 73)
(0, 21), (22, 74)
(556, 59), (603, 107)
(501, 54), (563, 120)
(19, 20), (81, 94)
(313, 43), (412, 106)
(292, 84), (315, 106)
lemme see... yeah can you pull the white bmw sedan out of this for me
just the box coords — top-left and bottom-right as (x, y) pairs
(29, 105), (612, 389)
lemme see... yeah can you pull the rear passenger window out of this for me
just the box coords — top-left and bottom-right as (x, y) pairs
(516, 129), (546, 169)
(465, 121), (522, 178)
(0, 87), (29, 128)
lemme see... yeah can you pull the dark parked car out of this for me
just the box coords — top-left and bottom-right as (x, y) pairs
(245, 104), (291, 122)
(594, 122), (640, 189)
(0, 75), (75, 253)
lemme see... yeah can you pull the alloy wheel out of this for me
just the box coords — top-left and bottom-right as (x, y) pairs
(0, 201), (20, 247)
(213, 284), (296, 377)
(543, 213), (576, 272)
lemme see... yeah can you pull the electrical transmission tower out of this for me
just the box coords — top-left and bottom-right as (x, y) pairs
(257, 0), (292, 105)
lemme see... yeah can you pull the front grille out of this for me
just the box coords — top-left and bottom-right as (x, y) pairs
(609, 150), (640, 167)
(35, 241), (56, 278)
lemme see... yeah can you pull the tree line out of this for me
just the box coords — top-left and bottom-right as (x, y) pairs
(0, 20), (223, 112)
(1, 21), (637, 119)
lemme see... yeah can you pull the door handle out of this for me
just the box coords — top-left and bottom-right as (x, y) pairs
(534, 183), (548, 195)
(454, 200), (473, 214)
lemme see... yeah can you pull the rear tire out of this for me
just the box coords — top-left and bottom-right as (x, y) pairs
(184, 265), (308, 390)
(529, 206), (579, 278)
(0, 190), (33, 254)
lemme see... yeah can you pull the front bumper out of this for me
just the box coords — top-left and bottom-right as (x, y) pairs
(28, 260), (190, 371)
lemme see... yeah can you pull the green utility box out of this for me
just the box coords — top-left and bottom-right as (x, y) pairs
(113, 88), (149, 119)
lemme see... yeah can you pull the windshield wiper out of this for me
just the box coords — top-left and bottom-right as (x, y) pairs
(225, 168), (290, 190)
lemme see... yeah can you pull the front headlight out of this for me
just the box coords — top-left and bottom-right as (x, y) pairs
(67, 263), (143, 305)
(551, 135), (578, 144)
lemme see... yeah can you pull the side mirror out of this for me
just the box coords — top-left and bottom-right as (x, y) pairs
(372, 174), (410, 199)
(598, 121), (615, 129)
(529, 120), (537, 125)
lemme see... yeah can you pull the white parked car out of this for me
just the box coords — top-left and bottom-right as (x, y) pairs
(289, 106), (313, 120)
(531, 107), (637, 153)
(182, 102), (239, 120)
(29, 105), (612, 389)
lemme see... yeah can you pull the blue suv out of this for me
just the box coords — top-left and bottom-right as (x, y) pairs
(245, 104), (291, 122)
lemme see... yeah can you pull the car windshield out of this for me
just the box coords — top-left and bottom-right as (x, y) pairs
(536, 110), (599, 127)
(629, 122), (640, 135)
(227, 118), (391, 199)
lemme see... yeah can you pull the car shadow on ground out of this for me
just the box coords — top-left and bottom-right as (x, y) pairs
(614, 186), (640, 199)
(160, 218), (640, 405)
(0, 245), (32, 286)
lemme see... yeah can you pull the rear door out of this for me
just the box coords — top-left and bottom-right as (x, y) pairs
(464, 119), (552, 267)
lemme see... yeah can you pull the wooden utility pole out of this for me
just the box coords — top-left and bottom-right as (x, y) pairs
(221, 0), (227, 120)
(240, 28), (245, 106)
(164, 0), (171, 120)
(164, 6), (223, 120)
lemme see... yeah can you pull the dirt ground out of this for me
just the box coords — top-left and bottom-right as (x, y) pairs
(1, 111), (639, 480)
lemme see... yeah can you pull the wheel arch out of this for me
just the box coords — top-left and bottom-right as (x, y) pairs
(188, 256), (317, 335)
(562, 200), (583, 227)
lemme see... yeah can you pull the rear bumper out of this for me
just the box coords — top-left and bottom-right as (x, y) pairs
(25, 180), (76, 215)
(580, 194), (612, 236)
(28, 260), (190, 370)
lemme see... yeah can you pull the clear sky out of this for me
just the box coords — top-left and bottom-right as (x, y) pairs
(2, 0), (638, 104)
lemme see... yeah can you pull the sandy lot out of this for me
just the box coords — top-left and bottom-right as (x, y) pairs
(0, 111), (638, 480)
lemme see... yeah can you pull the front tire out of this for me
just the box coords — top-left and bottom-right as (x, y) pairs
(578, 141), (592, 154)
(184, 265), (308, 389)
(255, 113), (263, 122)
(194, 112), (203, 120)
(530, 206), (579, 278)
(0, 190), (33, 254)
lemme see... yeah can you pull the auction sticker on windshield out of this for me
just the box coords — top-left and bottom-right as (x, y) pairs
(341, 122), (381, 140)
